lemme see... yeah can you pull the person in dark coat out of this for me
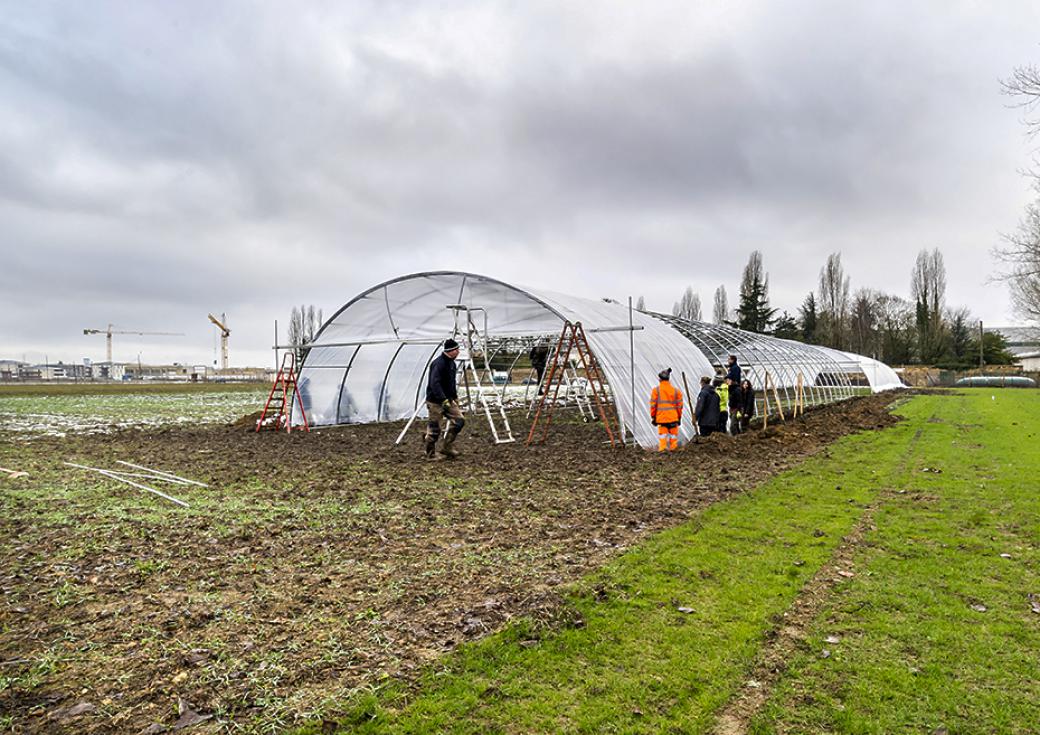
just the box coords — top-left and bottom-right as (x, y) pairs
(424, 338), (465, 460)
(529, 342), (549, 394)
(694, 376), (721, 437)
(726, 355), (741, 384)
(727, 377), (744, 435)
(739, 378), (756, 432)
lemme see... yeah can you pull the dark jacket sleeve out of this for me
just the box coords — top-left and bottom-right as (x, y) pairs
(694, 388), (706, 422)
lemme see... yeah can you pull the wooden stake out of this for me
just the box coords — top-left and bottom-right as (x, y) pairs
(771, 372), (786, 422)
(681, 371), (698, 439)
(763, 373), (771, 430)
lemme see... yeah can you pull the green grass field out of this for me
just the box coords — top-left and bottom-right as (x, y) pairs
(306, 390), (1040, 734)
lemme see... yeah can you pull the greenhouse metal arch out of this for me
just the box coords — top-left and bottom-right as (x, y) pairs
(292, 271), (901, 448)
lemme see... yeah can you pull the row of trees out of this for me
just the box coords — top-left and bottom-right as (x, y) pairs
(655, 248), (1013, 367)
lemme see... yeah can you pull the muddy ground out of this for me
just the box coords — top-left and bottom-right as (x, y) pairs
(0, 394), (901, 734)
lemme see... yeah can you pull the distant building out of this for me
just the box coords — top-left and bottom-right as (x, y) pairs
(1, 358), (267, 382)
(0, 359), (26, 380)
(1015, 351), (1040, 372)
(28, 362), (93, 380)
(124, 363), (195, 381)
(92, 362), (127, 381)
(987, 326), (1040, 358)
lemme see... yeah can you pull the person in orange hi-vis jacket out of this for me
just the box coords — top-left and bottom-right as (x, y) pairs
(650, 367), (684, 451)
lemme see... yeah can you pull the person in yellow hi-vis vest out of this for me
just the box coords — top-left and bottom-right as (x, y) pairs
(650, 367), (684, 451)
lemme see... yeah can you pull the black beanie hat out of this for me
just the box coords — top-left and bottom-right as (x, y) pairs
(444, 338), (459, 351)
(658, 367), (672, 380)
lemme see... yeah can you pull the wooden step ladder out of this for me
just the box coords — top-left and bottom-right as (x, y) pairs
(526, 321), (621, 446)
(256, 352), (309, 433)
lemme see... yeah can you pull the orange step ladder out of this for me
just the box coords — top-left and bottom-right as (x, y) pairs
(256, 353), (309, 433)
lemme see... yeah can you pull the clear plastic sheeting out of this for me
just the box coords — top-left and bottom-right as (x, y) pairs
(292, 271), (901, 448)
(654, 315), (860, 413)
(841, 351), (904, 392)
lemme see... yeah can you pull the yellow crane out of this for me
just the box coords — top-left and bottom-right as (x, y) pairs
(83, 325), (184, 364)
(208, 313), (230, 370)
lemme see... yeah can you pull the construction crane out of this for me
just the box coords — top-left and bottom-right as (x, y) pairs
(208, 313), (230, 370)
(83, 324), (184, 364)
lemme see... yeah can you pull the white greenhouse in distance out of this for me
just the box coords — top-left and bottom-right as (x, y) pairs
(291, 272), (902, 449)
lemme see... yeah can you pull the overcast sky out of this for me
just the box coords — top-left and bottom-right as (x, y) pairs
(2, 1), (1039, 367)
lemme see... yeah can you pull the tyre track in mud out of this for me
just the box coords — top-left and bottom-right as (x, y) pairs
(710, 418), (929, 735)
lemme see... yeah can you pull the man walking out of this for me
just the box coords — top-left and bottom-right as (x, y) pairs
(650, 367), (683, 451)
(424, 338), (466, 460)
(694, 376), (721, 437)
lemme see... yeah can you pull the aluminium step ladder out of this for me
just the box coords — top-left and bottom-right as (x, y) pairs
(450, 305), (515, 444)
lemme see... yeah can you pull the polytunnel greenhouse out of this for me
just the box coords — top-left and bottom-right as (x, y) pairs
(291, 271), (902, 449)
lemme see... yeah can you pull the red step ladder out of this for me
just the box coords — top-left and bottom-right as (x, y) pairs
(256, 353), (309, 433)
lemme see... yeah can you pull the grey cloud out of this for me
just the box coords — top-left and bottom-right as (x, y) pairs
(1, 1), (1037, 365)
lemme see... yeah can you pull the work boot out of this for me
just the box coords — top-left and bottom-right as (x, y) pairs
(441, 431), (460, 458)
(423, 435), (437, 458)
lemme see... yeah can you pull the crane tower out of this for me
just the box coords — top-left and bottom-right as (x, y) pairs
(208, 313), (231, 371)
(83, 324), (183, 363)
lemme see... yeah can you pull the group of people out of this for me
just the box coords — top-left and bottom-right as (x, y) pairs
(650, 355), (756, 452)
(421, 337), (758, 460)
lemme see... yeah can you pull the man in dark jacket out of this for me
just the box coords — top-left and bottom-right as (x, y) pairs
(694, 376), (721, 437)
(726, 377), (744, 434)
(726, 355), (741, 384)
(424, 338), (465, 460)
(529, 342), (549, 394)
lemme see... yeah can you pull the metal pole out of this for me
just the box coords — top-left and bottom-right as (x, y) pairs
(979, 320), (984, 370)
(629, 297), (636, 447)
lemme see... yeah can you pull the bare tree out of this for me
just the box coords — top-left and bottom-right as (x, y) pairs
(874, 293), (915, 364)
(996, 192), (1040, 322)
(998, 65), (1040, 322)
(672, 287), (702, 321)
(635, 295), (646, 312)
(1002, 65), (1040, 138)
(849, 288), (878, 357)
(817, 253), (850, 349)
(911, 248), (948, 362)
(712, 285), (729, 325)
(289, 304), (324, 364)
(910, 248), (947, 317)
